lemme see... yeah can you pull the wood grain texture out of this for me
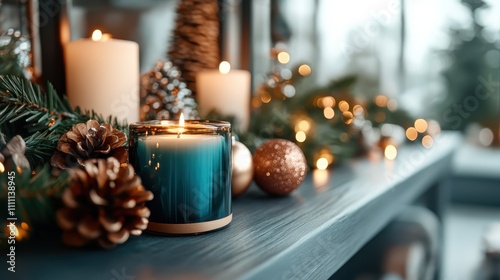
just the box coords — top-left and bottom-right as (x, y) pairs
(9, 133), (462, 280)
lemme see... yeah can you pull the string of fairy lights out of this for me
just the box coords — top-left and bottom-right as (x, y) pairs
(245, 45), (442, 171)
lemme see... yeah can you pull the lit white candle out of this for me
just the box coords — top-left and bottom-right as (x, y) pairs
(64, 30), (139, 124)
(196, 61), (251, 131)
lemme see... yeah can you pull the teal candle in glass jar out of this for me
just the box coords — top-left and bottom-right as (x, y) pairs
(129, 116), (232, 234)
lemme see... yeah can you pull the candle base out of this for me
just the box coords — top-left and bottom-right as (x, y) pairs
(146, 214), (232, 235)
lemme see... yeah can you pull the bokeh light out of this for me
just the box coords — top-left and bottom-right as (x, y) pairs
(479, 127), (494, 146)
(322, 96), (335, 108)
(298, 64), (312, 76)
(295, 131), (306, 142)
(316, 157), (329, 170)
(384, 145), (398, 160)
(296, 120), (311, 133)
(387, 99), (398, 111)
(422, 135), (433, 148)
(342, 111), (354, 124)
(406, 127), (418, 141)
(324, 107), (335, 119)
(338, 101), (349, 112)
(277, 52), (290, 64)
(414, 119), (428, 133)
(375, 95), (388, 107)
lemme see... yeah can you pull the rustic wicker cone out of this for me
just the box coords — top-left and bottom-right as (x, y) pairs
(56, 158), (154, 249)
(168, 0), (220, 95)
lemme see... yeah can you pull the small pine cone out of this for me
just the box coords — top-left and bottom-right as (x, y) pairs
(51, 120), (127, 170)
(56, 157), (154, 249)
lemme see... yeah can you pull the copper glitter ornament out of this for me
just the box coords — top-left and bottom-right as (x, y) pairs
(253, 139), (307, 196)
(232, 141), (253, 197)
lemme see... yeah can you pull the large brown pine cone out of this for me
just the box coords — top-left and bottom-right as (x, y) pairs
(56, 157), (154, 249)
(51, 120), (127, 170)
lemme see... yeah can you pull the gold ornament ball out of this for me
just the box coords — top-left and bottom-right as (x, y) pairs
(253, 139), (307, 196)
(232, 141), (253, 197)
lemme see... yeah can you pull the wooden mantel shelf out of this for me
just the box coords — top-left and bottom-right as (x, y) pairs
(12, 133), (461, 280)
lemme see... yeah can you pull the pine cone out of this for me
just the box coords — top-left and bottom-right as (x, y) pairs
(56, 157), (154, 249)
(140, 60), (198, 121)
(51, 120), (127, 170)
(168, 0), (220, 95)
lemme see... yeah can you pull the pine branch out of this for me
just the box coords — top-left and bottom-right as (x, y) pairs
(0, 165), (68, 226)
(0, 75), (128, 170)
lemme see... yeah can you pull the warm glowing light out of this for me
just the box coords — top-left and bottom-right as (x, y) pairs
(384, 145), (398, 160)
(323, 107), (335, 119)
(422, 135), (433, 148)
(260, 92), (271, 103)
(353, 105), (364, 116)
(375, 95), (388, 107)
(296, 120), (311, 132)
(298, 64), (312, 76)
(316, 157), (329, 170)
(342, 111), (354, 124)
(414, 119), (428, 133)
(387, 99), (398, 111)
(92, 30), (102, 41)
(406, 127), (418, 141)
(295, 131), (306, 142)
(219, 61), (231, 74)
(21, 222), (29, 230)
(0, 162), (4, 173)
(277, 52), (290, 64)
(338, 101), (349, 112)
(313, 169), (329, 189)
(179, 113), (185, 127)
(322, 96), (335, 108)
(177, 113), (185, 136)
(251, 96), (262, 108)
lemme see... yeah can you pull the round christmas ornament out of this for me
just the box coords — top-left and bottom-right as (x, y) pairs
(56, 157), (153, 249)
(50, 120), (127, 170)
(140, 60), (198, 121)
(253, 139), (307, 196)
(232, 140), (253, 197)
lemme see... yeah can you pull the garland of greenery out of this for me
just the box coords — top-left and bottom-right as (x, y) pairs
(0, 75), (127, 232)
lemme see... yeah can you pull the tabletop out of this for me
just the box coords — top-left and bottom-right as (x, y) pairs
(8, 132), (462, 280)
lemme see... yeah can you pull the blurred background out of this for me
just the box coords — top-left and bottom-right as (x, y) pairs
(1, 0), (499, 279)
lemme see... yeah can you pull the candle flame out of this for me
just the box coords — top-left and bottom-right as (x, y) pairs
(219, 61), (231, 74)
(92, 30), (102, 41)
(178, 113), (185, 138)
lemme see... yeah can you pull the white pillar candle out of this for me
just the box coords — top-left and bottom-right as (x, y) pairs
(64, 30), (139, 124)
(196, 61), (251, 131)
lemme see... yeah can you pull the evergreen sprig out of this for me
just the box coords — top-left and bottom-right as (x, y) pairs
(0, 165), (68, 233)
(0, 75), (128, 169)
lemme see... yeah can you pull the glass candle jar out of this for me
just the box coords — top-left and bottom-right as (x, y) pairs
(129, 118), (232, 234)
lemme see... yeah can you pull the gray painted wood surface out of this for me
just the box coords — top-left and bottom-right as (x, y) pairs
(10, 133), (461, 280)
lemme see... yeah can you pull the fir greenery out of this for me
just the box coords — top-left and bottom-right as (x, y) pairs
(0, 75), (127, 169)
(0, 75), (128, 233)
